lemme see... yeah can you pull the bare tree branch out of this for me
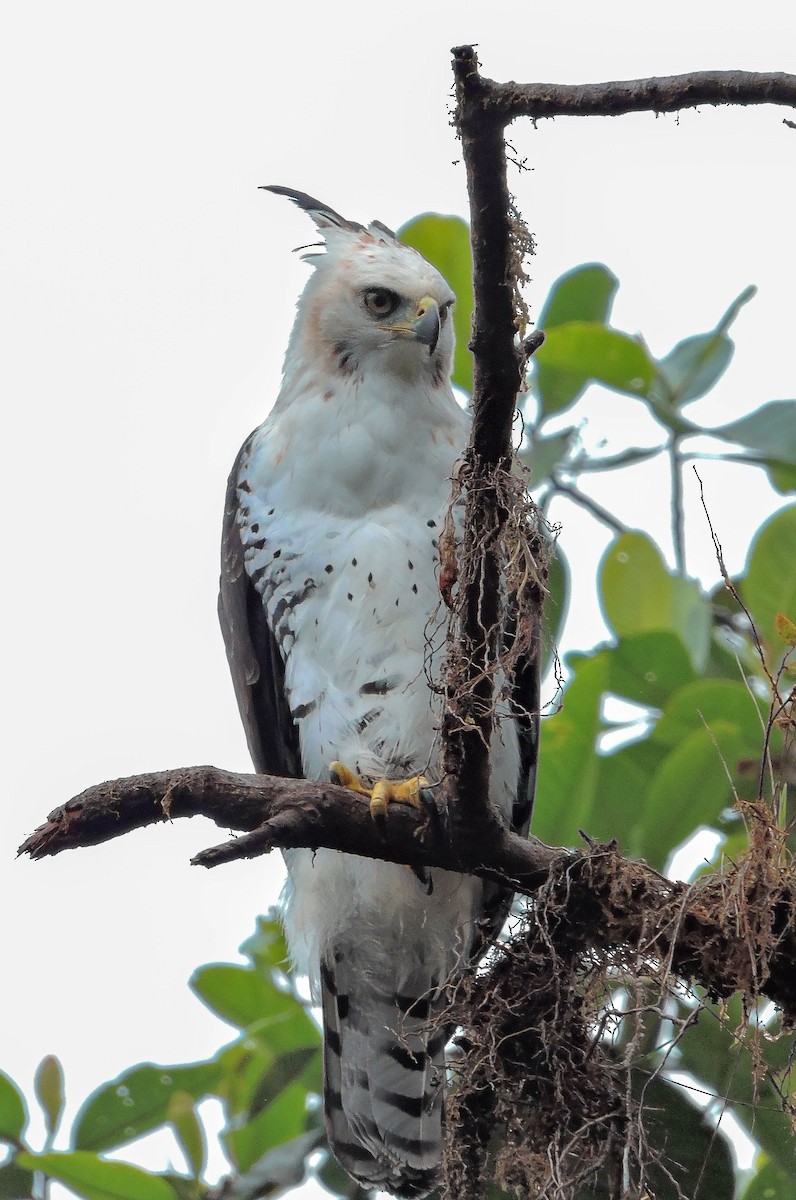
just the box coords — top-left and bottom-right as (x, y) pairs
(450, 56), (796, 124)
(18, 765), (559, 889)
(442, 46), (542, 845)
(18, 772), (796, 1019)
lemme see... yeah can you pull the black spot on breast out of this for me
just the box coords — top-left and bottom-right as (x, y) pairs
(325, 564), (334, 573)
(368, 572), (374, 586)
(238, 480), (251, 494)
(412, 584), (418, 594)
(356, 708), (382, 734)
(427, 518), (436, 527)
(352, 558), (357, 566)
(359, 675), (401, 696)
(273, 549), (281, 559)
(251, 522), (259, 533)
(408, 560), (414, 569)
(347, 593), (353, 601)
(268, 507), (275, 515)
(292, 700), (317, 719)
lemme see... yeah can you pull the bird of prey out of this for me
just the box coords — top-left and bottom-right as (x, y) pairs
(219, 187), (538, 1197)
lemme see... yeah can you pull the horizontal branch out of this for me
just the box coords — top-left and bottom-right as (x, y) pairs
(478, 67), (796, 124)
(19, 767), (796, 1019)
(18, 765), (558, 890)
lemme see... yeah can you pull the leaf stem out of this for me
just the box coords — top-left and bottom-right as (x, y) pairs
(548, 475), (626, 535)
(669, 433), (687, 576)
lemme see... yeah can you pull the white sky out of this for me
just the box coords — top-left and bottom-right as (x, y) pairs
(1, 0), (794, 1191)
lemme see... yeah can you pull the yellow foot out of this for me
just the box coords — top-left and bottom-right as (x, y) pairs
(370, 775), (428, 822)
(329, 761), (429, 822)
(328, 761), (371, 797)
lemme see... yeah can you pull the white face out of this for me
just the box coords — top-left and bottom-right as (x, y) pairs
(304, 237), (456, 385)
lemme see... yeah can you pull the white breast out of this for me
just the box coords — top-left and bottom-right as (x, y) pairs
(236, 372), (519, 982)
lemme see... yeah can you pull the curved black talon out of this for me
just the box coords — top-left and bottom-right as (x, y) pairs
(419, 787), (447, 844)
(411, 865), (434, 895)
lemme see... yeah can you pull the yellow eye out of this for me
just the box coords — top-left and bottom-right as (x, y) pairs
(364, 288), (400, 317)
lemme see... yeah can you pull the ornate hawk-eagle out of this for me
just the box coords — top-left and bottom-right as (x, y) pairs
(219, 188), (538, 1197)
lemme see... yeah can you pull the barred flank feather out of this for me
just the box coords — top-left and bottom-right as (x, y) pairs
(321, 954), (446, 1198)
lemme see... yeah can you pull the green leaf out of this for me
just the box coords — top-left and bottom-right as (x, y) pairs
(775, 612), (796, 647)
(249, 1049), (321, 1120)
(398, 213), (474, 394)
(161, 1177), (205, 1200)
(533, 653), (609, 847)
(537, 263), (618, 330)
(676, 996), (795, 1178)
(742, 1156), (796, 1199)
(17, 1152), (177, 1200)
(593, 738), (668, 857)
(654, 285), (756, 406)
(166, 1092), (205, 1180)
(605, 630), (696, 708)
(743, 505), (796, 661)
(75, 1060), (223, 1153)
(533, 323), (655, 414)
(220, 1130), (323, 1200)
(521, 429), (575, 486)
(0, 1159), (35, 1199)
(768, 460), (796, 494)
(600, 533), (711, 671)
(239, 914), (291, 979)
(35, 1055), (65, 1139)
(710, 400), (796, 466)
(191, 964), (320, 1054)
(534, 264), (618, 413)
(657, 332), (734, 405)
(654, 679), (770, 753)
(640, 1075), (735, 1200)
(0, 1074), (27, 1147)
(542, 545), (569, 676)
(224, 1079), (312, 1173)
(643, 723), (747, 867)
(214, 1039), (277, 1120)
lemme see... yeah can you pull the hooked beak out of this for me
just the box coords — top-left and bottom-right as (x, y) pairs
(411, 296), (441, 355)
(385, 296), (441, 355)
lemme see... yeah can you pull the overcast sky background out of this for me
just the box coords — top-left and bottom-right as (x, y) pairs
(1, 0), (794, 1191)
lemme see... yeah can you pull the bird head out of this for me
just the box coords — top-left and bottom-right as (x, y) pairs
(265, 187), (456, 388)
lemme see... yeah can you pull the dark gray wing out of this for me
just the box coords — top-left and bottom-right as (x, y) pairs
(471, 618), (541, 955)
(218, 435), (302, 779)
(509, 624), (541, 842)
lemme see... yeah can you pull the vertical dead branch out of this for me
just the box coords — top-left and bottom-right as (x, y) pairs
(443, 46), (528, 839)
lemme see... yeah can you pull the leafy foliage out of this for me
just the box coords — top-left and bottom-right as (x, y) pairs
(5, 216), (795, 1199)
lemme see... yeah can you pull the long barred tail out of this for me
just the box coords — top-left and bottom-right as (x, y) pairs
(320, 953), (447, 1198)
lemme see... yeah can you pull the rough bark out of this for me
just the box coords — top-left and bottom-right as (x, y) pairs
(19, 769), (796, 1018)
